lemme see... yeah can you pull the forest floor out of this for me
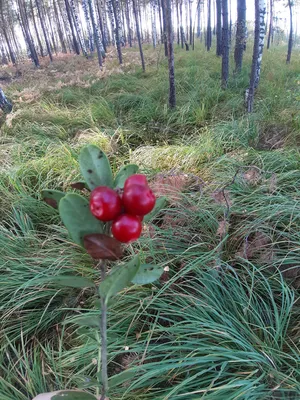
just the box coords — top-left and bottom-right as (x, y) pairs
(0, 43), (300, 400)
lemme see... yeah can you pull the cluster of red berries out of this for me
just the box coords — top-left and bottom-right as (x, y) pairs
(90, 174), (156, 243)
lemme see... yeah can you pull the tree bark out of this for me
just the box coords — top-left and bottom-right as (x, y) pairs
(71, 0), (88, 57)
(36, 0), (53, 61)
(196, 0), (201, 38)
(96, 0), (107, 53)
(286, 0), (293, 63)
(216, 0), (222, 56)
(64, 0), (80, 54)
(125, 0), (132, 47)
(164, 0), (176, 108)
(88, 0), (104, 68)
(221, 0), (229, 88)
(161, 0), (168, 56)
(267, 0), (273, 49)
(111, 0), (123, 64)
(206, 0), (212, 51)
(30, 0), (44, 57)
(234, 0), (246, 72)
(132, 0), (145, 71)
(0, 0), (17, 65)
(246, 0), (266, 112)
(53, 0), (67, 53)
(83, 0), (95, 52)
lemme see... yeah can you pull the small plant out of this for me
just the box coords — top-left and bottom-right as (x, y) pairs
(41, 145), (166, 400)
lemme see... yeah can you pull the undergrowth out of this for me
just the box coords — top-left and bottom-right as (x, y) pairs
(0, 43), (299, 399)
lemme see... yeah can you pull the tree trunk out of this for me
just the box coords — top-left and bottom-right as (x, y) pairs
(96, 0), (107, 53)
(246, 0), (266, 112)
(0, 15), (16, 64)
(111, 0), (123, 63)
(125, 0), (132, 47)
(286, 0), (293, 64)
(164, 0), (175, 107)
(107, 0), (115, 46)
(221, 0), (229, 88)
(216, 0), (222, 56)
(83, 0), (94, 52)
(88, 0), (104, 68)
(267, 0), (273, 49)
(151, 0), (157, 48)
(17, 0), (40, 67)
(157, 0), (163, 44)
(189, 0), (193, 45)
(64, 0), (80, 54)
(53, 0), (67, 53)
(161, 0), (168, 56)
(36, 0), (53, 61)
(70, 0), (88, 57)
(132, 0), (145, 71)
(30, 0), (44, 57)
(234, 0), (246, 72)
(206, 0), (212, 51)
(179, 0), (184, 48)
(196, 0), (201, 38)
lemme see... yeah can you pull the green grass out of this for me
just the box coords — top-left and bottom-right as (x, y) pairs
(0, 42), (299, 399)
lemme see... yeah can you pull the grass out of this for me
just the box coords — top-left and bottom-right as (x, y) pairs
(0, 41), (299, 399)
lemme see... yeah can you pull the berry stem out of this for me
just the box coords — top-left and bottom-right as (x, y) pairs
(100, 259), (108, 400)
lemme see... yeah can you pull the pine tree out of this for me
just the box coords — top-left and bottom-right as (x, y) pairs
(234, 0), (246, 72)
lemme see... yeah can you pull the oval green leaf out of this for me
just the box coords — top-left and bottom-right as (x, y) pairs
(52, 391), (97, 400)
(79, 145), (113, 190)
(59, 193), (103, 246)
(131, 264), (164, 285)
(99, 255), (140, 303)
(114, 164), (139, 188)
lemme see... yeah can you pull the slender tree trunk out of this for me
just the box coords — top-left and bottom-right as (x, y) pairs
(189, 0), (193, 45)
(111, 0), (123, 63)
(88, 0), (104, 68)
(157, 0), (163, 44)
(206, 0), (212, 50)
(246, 0), (266, 112)
(36, 0), (53, 61)
(221, 0), (229, 88)
(229, 0), (232, 43)
(234, 0), (246, 72)
(107, 0), (115, 46)
(83, 0), (94, 52)
(179, 0), (184, 48)
(216, 0), (222, 55)
(161, 0), (168, 56)
(64, 0), (80, 54)
(125, 0), (132, 47)
(53, 0), (67, 53)
(30, 0), (44, 57)
(151, 0), (157, 48)
(286, 0), (293, 63)
(164, 0), (176, 107)
(96, 0), (107, 53)
(18, 0), (40, 66)
(132, 0), (145, 71)
(176, 0), (180, 45)
(70, 0), (88, 56)
(267, 0), (273, 49)
(196, 0), (201, 38)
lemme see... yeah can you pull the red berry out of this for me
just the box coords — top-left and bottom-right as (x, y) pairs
(124, 174), (148, 190)
(112, 214), (142, 243)
(90, 186), (122, 221)
(123, 184), (156, 216)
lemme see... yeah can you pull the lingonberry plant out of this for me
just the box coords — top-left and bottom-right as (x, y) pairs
(41, 145), (166, 400)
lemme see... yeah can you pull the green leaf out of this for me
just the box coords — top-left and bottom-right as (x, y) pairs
(65, 316), (100, 329)
(114, 164), (139, 188)
(52, 391), (97, 400)
(99, 255), (140, 302)
(144, 196), (167, 223)
(41, 189), (65, 208)
(79, 145), (113, 190)
(59, 193), (103, 246)
(43, 276), (95, 288)
(106, 369), (137, 387)
(131, 264), (164, 285)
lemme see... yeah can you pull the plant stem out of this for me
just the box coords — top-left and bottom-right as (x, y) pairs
(100, 259), (108, 400)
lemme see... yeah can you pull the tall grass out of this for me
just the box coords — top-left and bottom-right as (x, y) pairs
(0, 43), (299, 399)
